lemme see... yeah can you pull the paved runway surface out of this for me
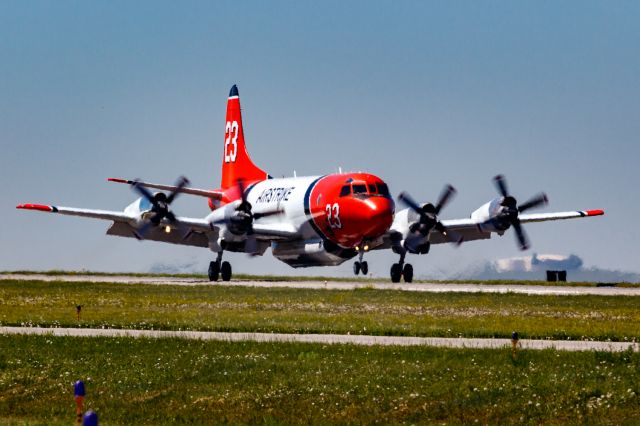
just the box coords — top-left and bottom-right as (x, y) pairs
(1, 326), (637, 352)
(2, 273), (639, 296)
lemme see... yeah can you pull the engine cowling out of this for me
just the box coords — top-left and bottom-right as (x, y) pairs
(470, 197), (512, 233)
(124, 196), (154, 221)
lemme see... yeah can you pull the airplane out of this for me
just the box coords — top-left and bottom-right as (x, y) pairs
(17, 85), (604, 283)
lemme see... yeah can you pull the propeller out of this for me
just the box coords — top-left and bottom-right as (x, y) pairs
(132, 176), (190, 240)
(213, 178), (283, 255)
(492, 174), (548, 251)
(398, 184), (463, 249)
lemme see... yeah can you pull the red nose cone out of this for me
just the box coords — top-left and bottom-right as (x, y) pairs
(356, 196), (395, 238)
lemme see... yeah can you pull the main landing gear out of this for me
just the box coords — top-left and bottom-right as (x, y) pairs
(390, 253), (413, 283)
(353, 244), (369, 276)
(208, 251), (232, 282)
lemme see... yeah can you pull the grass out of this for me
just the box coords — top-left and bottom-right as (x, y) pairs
(0, 335), (638, 425)
(1, 279), (639, 342)
(3, 269), (638, 286)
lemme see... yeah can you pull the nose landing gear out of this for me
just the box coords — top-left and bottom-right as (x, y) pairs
(353, 243), (369, 276)
(208, 251), (232, 282)
(390, 253), (413, 283)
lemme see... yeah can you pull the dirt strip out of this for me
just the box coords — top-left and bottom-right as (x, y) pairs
(1, 327), (637, 352)
(1, 273), (639, 296)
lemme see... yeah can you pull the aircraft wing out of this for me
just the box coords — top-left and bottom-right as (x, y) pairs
(431, 209), (605, 245)
(16, 203), (216, 248)
(108, 178), (224, 200)
(16, 204), (133, 222)
(429, 218), (492, 244)
(518, 209), (604, 223)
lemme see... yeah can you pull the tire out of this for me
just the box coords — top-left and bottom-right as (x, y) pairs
(403, 263), (413, 283)
(390, 263), (402, 283)
(360, 261), (368, 275)
(221, 261), (232, 282)
(353, 261), (361, 275)
(208, 261), (219, 282)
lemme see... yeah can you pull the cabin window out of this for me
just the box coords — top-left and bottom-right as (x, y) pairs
(339, 185), (351, 197)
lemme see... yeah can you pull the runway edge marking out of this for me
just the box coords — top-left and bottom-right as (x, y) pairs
(1, 327), (637, 353)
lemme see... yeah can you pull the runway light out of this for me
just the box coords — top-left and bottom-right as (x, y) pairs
(165, 225), (171, 233)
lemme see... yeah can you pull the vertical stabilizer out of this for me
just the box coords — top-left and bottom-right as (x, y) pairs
(220, 85), (269, 189)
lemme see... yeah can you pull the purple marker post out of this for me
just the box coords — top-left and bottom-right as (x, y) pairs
(83, 410), (98, 426)
(74, 380), (86, 426)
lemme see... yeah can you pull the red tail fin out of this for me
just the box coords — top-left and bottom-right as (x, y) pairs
(220, 85), (269, 189)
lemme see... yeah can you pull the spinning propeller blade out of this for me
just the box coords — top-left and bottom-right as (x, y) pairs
(398, 184), (463, 247)
(491, 175), (548, 250)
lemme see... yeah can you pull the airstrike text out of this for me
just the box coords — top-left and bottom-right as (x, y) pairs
(255, 187), (295, 204)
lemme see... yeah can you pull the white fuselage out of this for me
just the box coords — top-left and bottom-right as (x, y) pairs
(205, 175), (354, 267)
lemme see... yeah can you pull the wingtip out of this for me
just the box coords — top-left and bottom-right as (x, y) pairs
(586, 209), (605, 216)
(229, 84), (239, 98)
(16, 203), (55, 212)
(108, 178), (130, 184)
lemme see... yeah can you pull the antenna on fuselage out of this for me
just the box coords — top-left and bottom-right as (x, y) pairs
(293, 170), (297, 178)
(338, 166), (343, 174)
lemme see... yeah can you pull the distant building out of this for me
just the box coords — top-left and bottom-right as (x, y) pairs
(493, 253), (583, 273)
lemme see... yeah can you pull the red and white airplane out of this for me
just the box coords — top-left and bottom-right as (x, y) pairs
(17, 85), (604, 282)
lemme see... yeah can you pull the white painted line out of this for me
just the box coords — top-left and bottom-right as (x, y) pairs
(1, 327), (637, 352)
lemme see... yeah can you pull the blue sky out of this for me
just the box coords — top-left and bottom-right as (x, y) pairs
(1, 1), (638, 277)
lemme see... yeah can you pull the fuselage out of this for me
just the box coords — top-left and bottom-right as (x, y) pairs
(210, 172), (395, 267)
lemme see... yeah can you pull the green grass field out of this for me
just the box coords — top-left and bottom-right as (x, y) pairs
(1, 279), (639, 341)
(0, 335), (638, 425)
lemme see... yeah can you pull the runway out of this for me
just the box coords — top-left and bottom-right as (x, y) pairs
(1, 326), (637, 352)
(2, 273), (639, 296)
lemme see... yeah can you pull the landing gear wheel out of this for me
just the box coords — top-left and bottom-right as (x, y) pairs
(220, 261), (232, 282)
(208, 261), (219, 282)
(403, 263), (413, 283)
(390, 263), (402, 283)
(360, 261), (368, 276)
(353, 261), (361, 275)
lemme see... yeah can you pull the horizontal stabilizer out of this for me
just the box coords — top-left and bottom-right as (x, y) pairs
(108, 178), (224, 200)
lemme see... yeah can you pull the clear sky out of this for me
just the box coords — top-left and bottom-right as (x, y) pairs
(1, 1), (638, 277)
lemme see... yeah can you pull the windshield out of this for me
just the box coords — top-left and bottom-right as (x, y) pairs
(352, 184), (367, 194)
(376, 183), (390, 198)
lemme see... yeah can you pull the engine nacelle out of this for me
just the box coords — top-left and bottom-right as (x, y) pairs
(206, 200), (246, 237)
(470, 197), (510, 232)
(124, 196), (154, 221)
(388, 208), (433, 254)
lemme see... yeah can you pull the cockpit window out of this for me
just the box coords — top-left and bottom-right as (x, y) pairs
(339, 185), (351, 197)
(352, 184), (367, 194)
(368, 184), (377, 193)
(376, 183), (390, 197)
